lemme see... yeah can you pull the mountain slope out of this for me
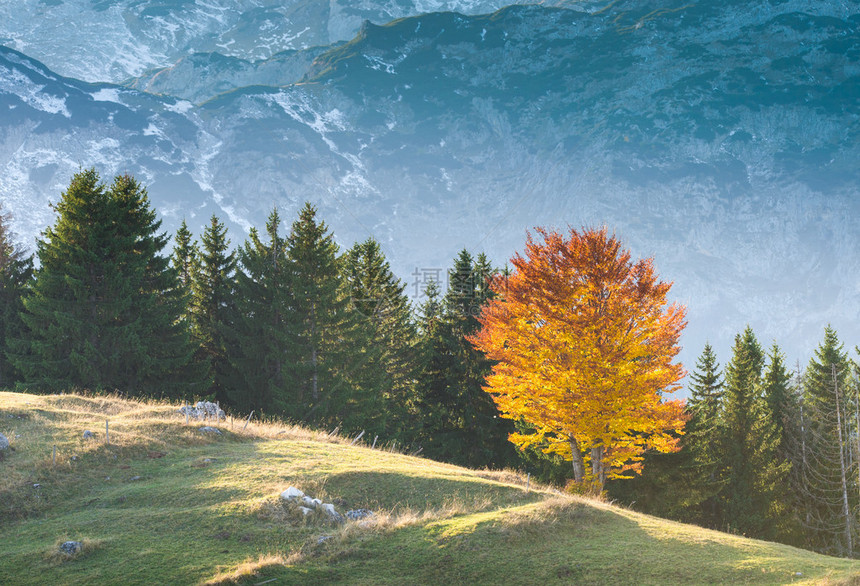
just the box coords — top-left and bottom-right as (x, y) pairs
(0, 0), (523, 83)
(2, 390), (859, 584)
(1, 1), (860, 368)
(125, 46), (333, 102)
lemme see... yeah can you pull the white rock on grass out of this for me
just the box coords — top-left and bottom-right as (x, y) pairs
(0, 432), (8, 450)
(321, 503), (344, 523)
(280, 488), (343, 522)
(302, 496), (322, 508)
(82, 430), (94, 439)
(198, 426), (222, 435)
(280, 486), (304, 501)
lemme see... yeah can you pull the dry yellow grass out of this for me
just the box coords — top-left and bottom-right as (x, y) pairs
(203, 553), (290, 585)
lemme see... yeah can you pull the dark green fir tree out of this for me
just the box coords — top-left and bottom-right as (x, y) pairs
(172, 219), (197, 289)
(798, 327), (856, 556)
(719, 326), (787, 540)
(285, 202), (350, 425)
(225, 209), (298, 414)
(608, 344), (723, 523)
(762, 343), (795, 460)
(0, 204), (34, 388)
(13, 170), (196, 396)
(342, 237), (418, 439)
(684, 342), (725, 527)
(415, 250), (516, 469)
(414, 279), (450, 448)
(189, 215), (237, 403)
(760, 342), (802, 544)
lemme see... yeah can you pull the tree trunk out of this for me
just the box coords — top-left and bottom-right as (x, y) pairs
(854, 374), (860, 509)
(569, 435), (585, 482)
(310, 303), (319, 402)
(591, 444), (606, 489)
(311, 345), (319, 401)
(833, 365), (853, 556)
(799, 399), (812, 528)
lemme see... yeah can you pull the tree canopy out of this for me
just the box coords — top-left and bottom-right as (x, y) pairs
(469, 226), (688, 489)
(0, 204), (34, 388)
(14, 169), (195, 395)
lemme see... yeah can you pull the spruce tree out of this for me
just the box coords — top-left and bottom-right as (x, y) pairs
(189, 215), (237, 403)
(719, 326), (787, 539)
(415, 279), (451, 447)
(285, 202), (349, 425)
(170, 218), (197, 348)
(798, 326), (856, 555)
(172, 219), (197, 289)
(763, 343), (795, 459)
(684, 343), (725, 527)
(110, 175), (201, 397)
(415, 250), (516, 469)
(609, 343), (723, 523)
(804, 327), (851, 412)
(14, 170), (195, 396)
(342, 237), (418, 438)
(225, 210), (297, 413)
(0, 204), (34, 388)
(416, 250), (475, 464)
(760, 342), (802, 543)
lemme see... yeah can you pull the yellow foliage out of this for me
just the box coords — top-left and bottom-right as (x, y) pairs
(469, 227), (688, 485)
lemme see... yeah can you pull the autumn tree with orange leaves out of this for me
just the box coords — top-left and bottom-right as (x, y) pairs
(468, 227), (688, 491)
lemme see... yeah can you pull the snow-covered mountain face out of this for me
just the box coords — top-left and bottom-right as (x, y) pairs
(2, 0), (859, 373)
(0, 0), (525, 83)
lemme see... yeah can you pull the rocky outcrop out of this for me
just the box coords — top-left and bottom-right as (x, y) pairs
(179, 402), (226, 421)
(280, 486), (304, 500)
(279, 486), (362, 524)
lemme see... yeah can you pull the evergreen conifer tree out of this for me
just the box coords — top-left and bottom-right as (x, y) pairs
(225, 210), (297, 413)
(14, 170), (195, 396)
(609, 343), (722, 523)
(342, 237), (418, 438)
(415, 279), (450, 444)
(759, 342), (803, 544)
(170, 219), (198, 349)
(719, 326), (787, 539)
(189, 215), (237, 403)
(415, 250), (516, 469)
(683, 343), (725, 527)
(172, 219), (197, 289)
(0, 205), (34, 388)
(285, 203), (349, 424)
(763, 343), (796, 459)
(797, 326), (856, 555)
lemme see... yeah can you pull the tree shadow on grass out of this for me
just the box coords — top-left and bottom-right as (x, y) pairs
(306, 469), (546, 514)
(266, 496), (860, 586)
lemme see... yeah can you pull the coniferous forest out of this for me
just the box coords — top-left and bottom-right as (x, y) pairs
(3, 170), (860, 557)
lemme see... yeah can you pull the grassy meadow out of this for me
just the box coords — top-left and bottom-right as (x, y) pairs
(1, 390), (859, 585)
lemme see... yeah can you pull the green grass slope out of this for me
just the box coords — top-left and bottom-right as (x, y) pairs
(1, 391), (859, 585)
